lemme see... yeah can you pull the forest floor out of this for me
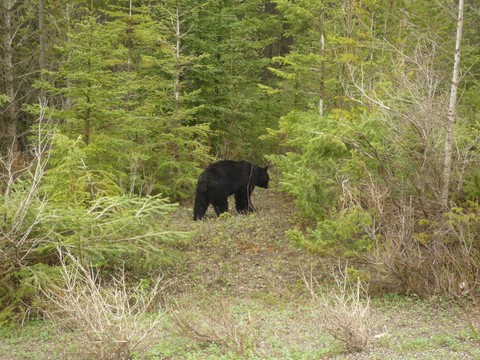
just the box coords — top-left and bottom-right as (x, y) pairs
(1, 188), (480, 359)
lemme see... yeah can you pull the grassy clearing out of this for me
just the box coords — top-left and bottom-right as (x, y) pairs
(1, 189), (480, 359)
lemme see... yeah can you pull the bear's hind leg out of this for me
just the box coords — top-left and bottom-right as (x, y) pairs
(211, 197), (228, 216)
(193, 191), (209, 220)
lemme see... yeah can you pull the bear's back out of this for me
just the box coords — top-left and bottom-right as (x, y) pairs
(201, 160), (250, 193)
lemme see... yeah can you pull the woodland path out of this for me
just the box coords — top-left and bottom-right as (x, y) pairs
(165, 188), (330, 298)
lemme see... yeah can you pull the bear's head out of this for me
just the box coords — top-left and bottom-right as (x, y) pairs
(256, 166), (269, 188)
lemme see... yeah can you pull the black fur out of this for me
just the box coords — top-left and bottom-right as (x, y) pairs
(193, 160), (269, 220)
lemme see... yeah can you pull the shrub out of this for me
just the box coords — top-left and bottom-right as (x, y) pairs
(288, 206), (373, 258)
(368, 204), (480, 296)
(41, 251), (167, 360)
(0, 117), (191, 322)
(170, 297), (259, 356)
(267, 105), (480, 297)
(305, 269), (372, 353)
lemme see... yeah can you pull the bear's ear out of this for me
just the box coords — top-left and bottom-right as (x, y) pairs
(264, 166), (269, 171)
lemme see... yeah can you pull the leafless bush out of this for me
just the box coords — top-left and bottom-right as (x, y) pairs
(42, 250), (167, 360)
(367, 202), (422, 292)
(366, 197), (479, 297)
(170, 297), (258, 356)
(337, 16), (479, 298)
(305, 268), (372, 353)
(1, 107), (54, 270)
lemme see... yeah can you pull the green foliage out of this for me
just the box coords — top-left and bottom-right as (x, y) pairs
(181, 0), (279, 159)
(464, 172), (480, 200)
(264, 109), (385, 258)
(265, 110), (383, 219)
(445, 206), (480, 250)
(288, 206), (373, 258)
(264, 2), (480, 298)
(1, 0), (479, 303)
(145, 123), (212, 200)
(0, 94), (9, 106)
(0, 130), (191, 322)
(44, 134), (123, 206)
(32, 195), (186, 270)
(39, 5), (212, 201)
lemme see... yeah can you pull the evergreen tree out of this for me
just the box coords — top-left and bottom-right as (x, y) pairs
(43, 3), (211, 199)
(182, 0), (278, 160)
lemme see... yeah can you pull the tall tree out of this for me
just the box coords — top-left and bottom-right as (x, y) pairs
(42, 3), (211, 199)
(38, 0), (46, 105)
(440, 0), (464, 208)
(1, 0), (59, 154)
(183, 0), (277, 159)
(1, 0), (17, 154)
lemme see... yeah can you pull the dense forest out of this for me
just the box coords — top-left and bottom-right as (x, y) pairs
(1, 0), (480, 356)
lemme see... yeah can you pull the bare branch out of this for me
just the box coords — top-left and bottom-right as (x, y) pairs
(343, 63), (392, 111)
(40, 248), (168, 359)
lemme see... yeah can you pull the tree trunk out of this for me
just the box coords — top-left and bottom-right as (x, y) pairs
(440, 0), (464, 209)
(39, 0), (46, 106)
(2, 0), (18, 153)
(174, 3), (181, 120)
(127, 0), (132, 74)
(318, 8), (325, 117)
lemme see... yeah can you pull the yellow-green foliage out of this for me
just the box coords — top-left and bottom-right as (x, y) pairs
(146, 123), (212, 200)
(265, 110), (384, 257)
(288, 206), (373, 258)
(44, 134), (123, 206)
(265, 111), (349, 219)
(265, 110), (384, 217)
(0, 134), (191, 322)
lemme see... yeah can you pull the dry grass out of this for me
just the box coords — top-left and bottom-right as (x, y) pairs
(170, 297), (259, 356)
(305, 267), (372, 353)
(41, 250), (167, 360)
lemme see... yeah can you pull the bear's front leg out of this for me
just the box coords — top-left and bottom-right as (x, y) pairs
(234, 189), (255, 214)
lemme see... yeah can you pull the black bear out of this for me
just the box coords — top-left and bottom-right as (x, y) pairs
(193, 160), (269, 220)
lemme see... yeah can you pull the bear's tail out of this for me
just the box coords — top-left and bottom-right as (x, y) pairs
(193, 182), (209, 220)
